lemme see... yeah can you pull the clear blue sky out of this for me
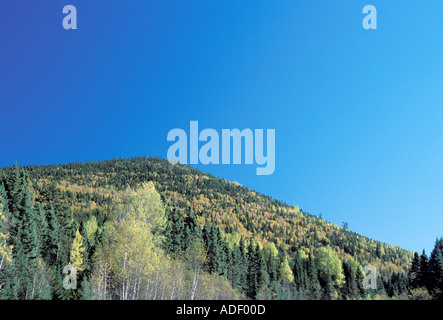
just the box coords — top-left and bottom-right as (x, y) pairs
(1, 1), (442, 254)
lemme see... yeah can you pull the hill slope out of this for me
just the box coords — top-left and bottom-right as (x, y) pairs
(1, 156), (412, 276)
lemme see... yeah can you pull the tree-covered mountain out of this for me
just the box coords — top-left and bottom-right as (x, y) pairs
(0, 156), (442, 300)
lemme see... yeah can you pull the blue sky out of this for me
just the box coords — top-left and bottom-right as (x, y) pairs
(1, 1), (442, 254)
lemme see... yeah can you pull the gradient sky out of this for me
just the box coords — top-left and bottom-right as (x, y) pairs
(1, 1), (442, 254)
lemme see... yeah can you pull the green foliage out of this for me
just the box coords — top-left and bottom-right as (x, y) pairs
(84, 215), (98, 245)
(315, 246), (345, 287)
(0, 159), (439, 300)
(3, 157), (412, 276)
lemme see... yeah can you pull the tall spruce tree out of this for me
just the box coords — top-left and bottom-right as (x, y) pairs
(5, 164), (26, 245)
(246, 241), (258, 299)
(20, 186), (40, 261)
(419, 250), (431, 290)
(171, 207), (185, 255)
(306, 252), (322, 299)
(183, 207), (202, 250)
(429, 238), (443, 297)
(46, 205), (61, 265)
(230, 243), (247, 293)
(238, 238), (248, 293)
(409, 252), (421, 289)
(266, 248), (278, 288)
(342, 260), (360, 300)
(292, 251), (307, 295)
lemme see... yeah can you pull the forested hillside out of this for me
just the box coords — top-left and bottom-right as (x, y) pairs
(0, 156), (442, 300)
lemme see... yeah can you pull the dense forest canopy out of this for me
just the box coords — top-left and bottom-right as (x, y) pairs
(0, 156), (442, 300)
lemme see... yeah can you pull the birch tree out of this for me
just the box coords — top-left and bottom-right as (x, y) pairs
(92, 182), (166, 300)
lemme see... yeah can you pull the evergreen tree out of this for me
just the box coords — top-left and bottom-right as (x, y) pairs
(162, 205), (174, 255)
(204, 224), (228, 276)
(0, 263), (18, 299)
(230, 243), (247, 293)
(418, 250), (431, 290)
(53, 264), (71, 300)
(266, 248), (278, 287)
(37, 204), (49, 252)
(183, 207), (203, 250)
(409, 252), (421, 289)
(216, 227), (229, 276)
(291, 251), (307, 295)
(256, 247), (269, 289)
(5, 163), (24, 221)
(45, 205), (61, 265)
(429, 238), (443, 298)
(204, 224), (217, 273)
(245, 241), (268, 299)
(5, 164), (26, 245)
(13, 229), (29, 299)
(171, 207), (185, 255)
(20, 186), (40, 261)
(238, 238), (248, 293)
(342, 261), (359, 299)
(376, 273), (387, 298)
(306, 252), (322, 299)
(246, 241), (258, 299)
(355, 265), (365, 296)
(41, 181), (64, 213)
(321, 272), (334, 300)
(79, 278), (91, 300)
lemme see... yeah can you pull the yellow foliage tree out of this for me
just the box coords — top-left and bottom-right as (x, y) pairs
(315, 246), (345, 287)
(92, 182), (166, 300)
(70, 229), (85, 272)
(279, 258), (294, 283)
(85, 215), (98, 245)
(116, 182), (166, 243)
